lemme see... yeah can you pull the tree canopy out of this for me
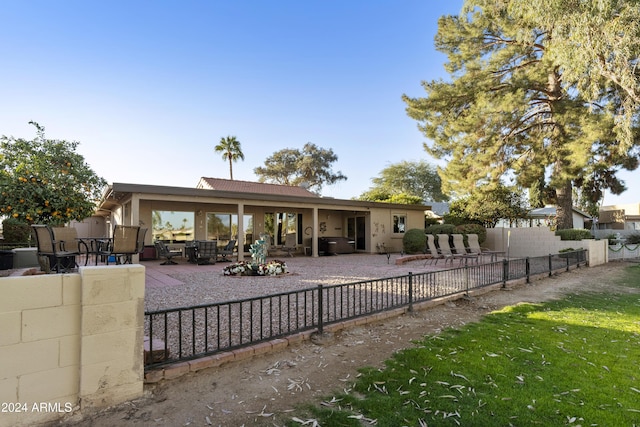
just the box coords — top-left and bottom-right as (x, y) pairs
(215, 135), (244, 180)
(358, 160), (448, 204)
(0, 122), (107, 225)
(254, 143), (346, 194)
(447, 184), (529, 228)
(403, 0), (640, 229)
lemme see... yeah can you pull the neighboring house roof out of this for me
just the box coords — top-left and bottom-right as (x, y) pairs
(427, 202), (450, 216)
(197, 177), (319, 198)
(529, 206), (591, 219)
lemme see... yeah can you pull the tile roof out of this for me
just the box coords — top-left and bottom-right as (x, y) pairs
(197, 177), (320, 198)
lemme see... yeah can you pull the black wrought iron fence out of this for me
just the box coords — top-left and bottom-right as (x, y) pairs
(145, 249), (587, 369)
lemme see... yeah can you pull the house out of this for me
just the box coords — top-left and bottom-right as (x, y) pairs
(494, 205), (591, 228)
(93, 178), (431, 259)
(596, 203), (640, 231)
(527, 206), (591, 229)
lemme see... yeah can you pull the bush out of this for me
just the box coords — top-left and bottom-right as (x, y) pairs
(555, 229), (593, 241)
(626, 234), (640, 244)
(402, 229), (427, 254)
(455, 224), (487, 245)
(2, 218), (31, 244)
(425, 224), (456, 236)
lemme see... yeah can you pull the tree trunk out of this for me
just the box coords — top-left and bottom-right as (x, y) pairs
(555, 180), (574, 230)
(229, 158), (233, 180)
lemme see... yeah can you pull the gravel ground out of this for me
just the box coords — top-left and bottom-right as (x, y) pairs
(144, 253), (450, 311)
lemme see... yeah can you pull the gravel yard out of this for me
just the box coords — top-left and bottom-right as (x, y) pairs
(144, 253), (447, 311)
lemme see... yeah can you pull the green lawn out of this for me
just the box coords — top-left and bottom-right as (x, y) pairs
(291, 265), (640, 426)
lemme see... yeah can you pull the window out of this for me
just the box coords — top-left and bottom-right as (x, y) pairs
(264, 212), (298, 245)
(206, 213), (254, 246)
(152, 210), (194, 242)
(393, 214), (406, 233)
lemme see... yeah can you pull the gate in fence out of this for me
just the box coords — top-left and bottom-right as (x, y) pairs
(145, 250), (586, 369)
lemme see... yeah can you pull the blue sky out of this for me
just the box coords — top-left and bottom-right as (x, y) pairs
(1, 1), (637, 206)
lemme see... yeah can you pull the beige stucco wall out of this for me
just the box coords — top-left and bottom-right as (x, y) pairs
(486, 227), (607, 266)
(0, 265), (145, 426)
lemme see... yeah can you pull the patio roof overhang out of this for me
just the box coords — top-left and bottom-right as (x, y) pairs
(98, 182), (432, 213)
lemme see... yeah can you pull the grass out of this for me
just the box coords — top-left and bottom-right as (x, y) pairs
(289, 265), (640, 426)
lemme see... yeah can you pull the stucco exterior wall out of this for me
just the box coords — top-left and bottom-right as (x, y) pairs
(486, 227), (607, 266)
(0, 265), (145, 426)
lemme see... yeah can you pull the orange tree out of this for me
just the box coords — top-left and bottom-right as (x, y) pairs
(0, 122), (106, 225)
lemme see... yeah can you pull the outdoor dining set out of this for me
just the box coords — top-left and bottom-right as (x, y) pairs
(31, 223), (240, 273)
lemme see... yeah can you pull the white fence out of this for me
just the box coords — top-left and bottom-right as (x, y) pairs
(608, 244), (640, 261)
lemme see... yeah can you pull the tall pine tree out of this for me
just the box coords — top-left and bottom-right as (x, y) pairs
(404, 0), (639, 229)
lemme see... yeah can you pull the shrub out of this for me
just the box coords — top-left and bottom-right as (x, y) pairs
(402, 229), (427, 254)
(455, 223), (487, 245)
(555, 228), (593, 241)
(2, 218), (31, 244)
(626, 234), (640, 244)
(606, 233), (618, 244)
(425, 224), (456, 236)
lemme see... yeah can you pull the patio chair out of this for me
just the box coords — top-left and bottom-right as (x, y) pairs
(100, 225), (139, 265)
(136, 228), (148, 256)
(51, 226), (88, 266)
(452, 233), (478, 265)
(282, 233), (297, 257)
(423, 234), (444, 266)
(195, 240), (217, 265)
(31, 225), (79, 273)
(467, 234), (504, 262)
(436, 234), (462, 265)
(217, 239), (236, 262)
(154, 241), (182, 265)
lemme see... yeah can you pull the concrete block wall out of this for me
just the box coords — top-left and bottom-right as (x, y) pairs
(0, 265), (145, 426)
(486, 227), (607, 266)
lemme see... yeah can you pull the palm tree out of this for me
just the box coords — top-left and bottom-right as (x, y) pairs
(214, 135), (245, 180)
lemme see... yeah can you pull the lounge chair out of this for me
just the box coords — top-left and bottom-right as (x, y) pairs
(32, 225), (80, 273)
(467, 234), (504, 262)
(436, 234), (463, 265)
(154, 241), (182, 265)
(451, 234), (478, 265)
(423, 234), (444, 265)
(217, 239), (237, 262)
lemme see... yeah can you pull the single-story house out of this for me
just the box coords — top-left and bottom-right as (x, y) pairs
(91, 178), (431, 259)
(596, 203), (640, 231)
(494, 205), (591, 229)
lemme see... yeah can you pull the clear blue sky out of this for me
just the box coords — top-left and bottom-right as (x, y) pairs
(1, 1), (637, 206)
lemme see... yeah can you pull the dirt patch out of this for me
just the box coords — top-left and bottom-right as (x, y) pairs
(61, 263), (632, 427)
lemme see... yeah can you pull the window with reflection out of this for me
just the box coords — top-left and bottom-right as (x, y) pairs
(152, 210), (194, 242)
(393, 214), (406, 234)
(264, 212), (298, 245)
(206, 213), (254, 247)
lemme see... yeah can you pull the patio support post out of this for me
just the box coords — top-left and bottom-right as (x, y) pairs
(131, 193), (141, 263)
(237, 202), (244, 261)
(312, 207), (319, 257)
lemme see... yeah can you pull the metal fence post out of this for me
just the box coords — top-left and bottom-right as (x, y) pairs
(525, 257), (530, 283)
(548, 254), (553, 277)
(408, 272), (413, 312)
(502, 259), (508, 288)
(464, 265), (470, 296)
(566, 253), (570, 271)
(317, 284), (324, 335)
